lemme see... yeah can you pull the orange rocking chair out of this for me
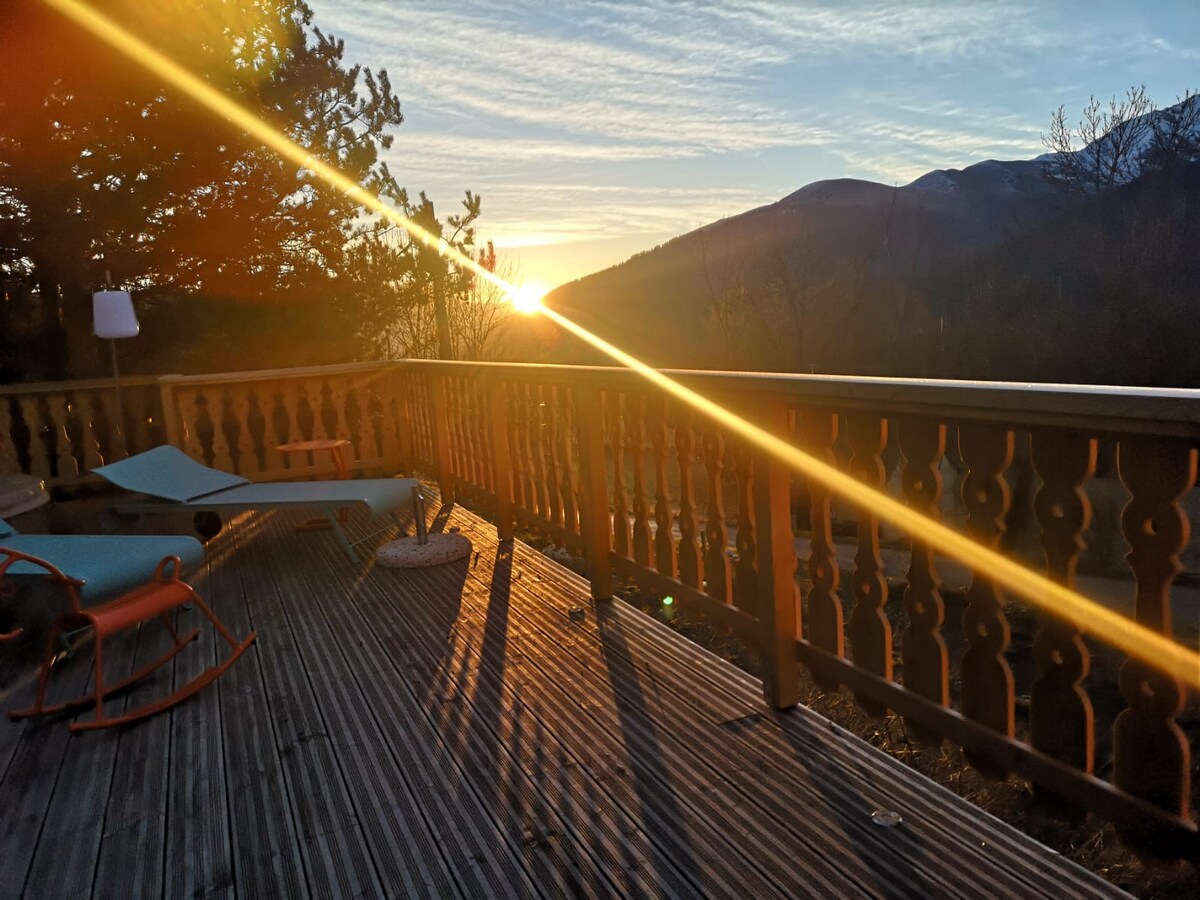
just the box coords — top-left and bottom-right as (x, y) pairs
(2, 548), (256, 732)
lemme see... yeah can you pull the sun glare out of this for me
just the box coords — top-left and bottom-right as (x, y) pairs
(49, 0), (1200, 692)
(509, 282), (546, 314)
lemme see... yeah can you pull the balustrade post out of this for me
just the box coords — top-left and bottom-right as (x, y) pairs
(751, 398), (801, 710)
(387, 367), (414, 474)
(487, 380), (515, 542)
(574, 384), (614, 601)
(429, 374), (456, 504)
(847, 413), (892, 717)
(899, 416), (949, 744)
(799, 407), (843, 690)
(1030, 427), (1097, 812)
(958, 423), (1015, 777)
(1114, 438), (1195, 848)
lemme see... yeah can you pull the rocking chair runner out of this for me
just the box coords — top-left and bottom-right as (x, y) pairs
(2, 548), (256, 732)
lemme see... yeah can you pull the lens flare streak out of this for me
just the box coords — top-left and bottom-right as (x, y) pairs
(48, 0), (1200, 691)
(540, 306), (1200, 691)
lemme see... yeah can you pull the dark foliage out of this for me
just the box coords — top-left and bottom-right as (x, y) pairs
(0, 0), (479, 382)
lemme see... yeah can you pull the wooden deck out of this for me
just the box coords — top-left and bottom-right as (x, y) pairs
(0, 494), (1126, 899)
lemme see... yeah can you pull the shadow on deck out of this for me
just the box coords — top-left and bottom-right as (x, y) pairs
(0, 491), (1125, 898)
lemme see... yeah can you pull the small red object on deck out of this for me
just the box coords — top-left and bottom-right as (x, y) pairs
(3, 550), (255, 732)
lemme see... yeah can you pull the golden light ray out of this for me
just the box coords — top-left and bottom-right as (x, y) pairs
(540, 306), (1200, 690)
(49, 0), (1200, 690)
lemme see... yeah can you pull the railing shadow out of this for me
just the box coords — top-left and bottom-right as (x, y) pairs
(770, 708), (935, 899)
(594, 600), (703, 887)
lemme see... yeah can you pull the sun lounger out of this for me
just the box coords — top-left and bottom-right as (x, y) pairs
(1, 519), (254, 731)
(94, 445), (419, 562)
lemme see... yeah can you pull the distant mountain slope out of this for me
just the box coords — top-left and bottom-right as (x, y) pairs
(545, 156), (1070, 370)
(544, 97), (1197, 376)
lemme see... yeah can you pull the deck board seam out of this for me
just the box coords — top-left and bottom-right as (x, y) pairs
(247, 512), (477, 900)
(284, 510), (627, 899)
(457, 508), (1126, 898)
(235, 511), (387, 900)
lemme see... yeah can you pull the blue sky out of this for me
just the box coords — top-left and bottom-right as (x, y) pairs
(306, 0), (1200, 289)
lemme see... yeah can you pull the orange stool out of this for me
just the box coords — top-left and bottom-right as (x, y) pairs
(275, 438), (352, 480)
(4, 551), (255, 732)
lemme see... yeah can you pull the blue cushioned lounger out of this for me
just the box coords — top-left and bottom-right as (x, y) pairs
(94, 446), (418, 562)
(0, 518), (204, 604)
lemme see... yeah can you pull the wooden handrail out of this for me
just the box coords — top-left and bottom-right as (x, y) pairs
(2, 358), (1198, 857)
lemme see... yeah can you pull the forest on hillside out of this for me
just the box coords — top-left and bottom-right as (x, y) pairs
(547, 90), (1200, 388)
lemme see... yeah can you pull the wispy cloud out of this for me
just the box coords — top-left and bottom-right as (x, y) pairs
(306, 0), (1148, 280)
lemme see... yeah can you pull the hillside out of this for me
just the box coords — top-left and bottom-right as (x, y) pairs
(544, 97), (1199, 382)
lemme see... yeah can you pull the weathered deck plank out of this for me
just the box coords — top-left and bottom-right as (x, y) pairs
(0, 493), (1128, 899)
(462, 524), (1108, 899)
(208, 523), (310, 900)
(296, 519), (691, 899)
(161, 555), (235, 900)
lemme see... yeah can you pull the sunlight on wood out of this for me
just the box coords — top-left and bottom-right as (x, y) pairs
(49, 0), (1200, 693)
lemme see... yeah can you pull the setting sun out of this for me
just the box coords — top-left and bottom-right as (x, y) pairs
(508, 281), (546, 314)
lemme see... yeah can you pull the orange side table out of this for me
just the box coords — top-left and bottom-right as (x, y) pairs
(276, 438), (352, 480)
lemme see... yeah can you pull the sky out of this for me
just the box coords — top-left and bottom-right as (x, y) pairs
(306, 0), (1200, 291)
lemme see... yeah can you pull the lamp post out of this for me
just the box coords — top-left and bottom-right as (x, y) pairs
(92, 276), (139, 459)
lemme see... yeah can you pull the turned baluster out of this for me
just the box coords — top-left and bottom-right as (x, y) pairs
(277, 383), (303, 446)
(402, 375), (422, 464)
(0, 399), (20, 473)
(557, 386), (580, 537)
(455, 377), (472, 484)
(17, 397), (51, 479)
(129, 389), (156, 455)
(800, 407), (842, 688)
(478, 380), (495, 493)
(177, 391), (208, 462)
(628, 395), (653, 568)
(542, 386), (564, 528)
(650, 397), (676, 579)
(443, 377), (462, 481)
(608, 393), (633, 558)
(1114, 438), (1195, 848)
(228, 388), (257, 476)
(467, 378), (484, 487)
(731, 438), (757, 615)
(209, 392), (236, 473)
(459, 377), (475, 483)
(702, 427), (732, 603)
(526, 383), (549, 519)
(379, 372), (405, 468)
(310, 382), (333, 442)
(510, 384), (530, 511)
(899, 417), (949, 742)
(259, 385), (289, 474)
(47, 394), (79, 480)
(958, 423), (1015, 775)
(337, 377), (357, 441)
(428, 375), (456, 503)
(674, 405), (702, 590)
(72, 393), (105, 471)
(1030, 428), (1097, 802)
(847, 413), (891, 716)
(355, 381), (380, 468)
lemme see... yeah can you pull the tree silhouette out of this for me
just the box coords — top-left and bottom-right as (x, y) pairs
(0, 0), (479, 379)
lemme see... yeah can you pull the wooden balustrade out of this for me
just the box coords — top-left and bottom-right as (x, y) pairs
(2, 360), (1198, 858)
